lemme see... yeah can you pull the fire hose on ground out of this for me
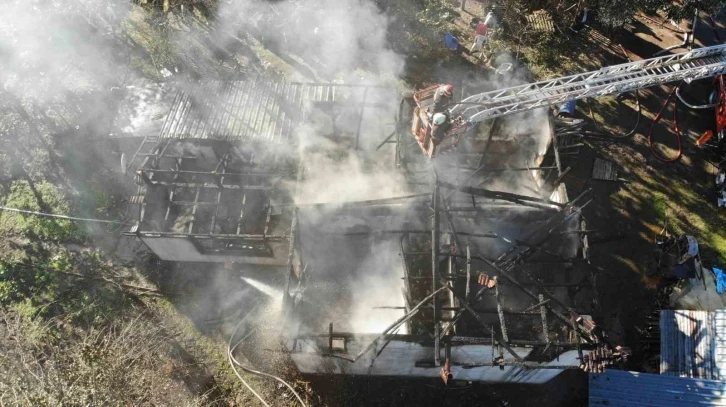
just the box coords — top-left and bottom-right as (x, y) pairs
(583, 44), (718, 163)
(647, 80), (719, 163)
(581, 45), (641, 141)
(227, 304), (308, 407)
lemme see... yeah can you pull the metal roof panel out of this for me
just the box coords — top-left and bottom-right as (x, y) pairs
(661, 309), (726, 379)
(589, 370), (726, 406)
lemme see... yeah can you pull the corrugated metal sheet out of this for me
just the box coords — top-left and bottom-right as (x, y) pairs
(660, 310), (726, 379)
(157, 80), (395, 143)
(589, 370), (726, 406)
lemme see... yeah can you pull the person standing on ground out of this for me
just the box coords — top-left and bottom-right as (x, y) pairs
(444, 32), (471, 56)
(572, 7), (589, 33)
(469, 17), (489, 56)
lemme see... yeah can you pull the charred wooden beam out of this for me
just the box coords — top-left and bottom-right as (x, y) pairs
(144, 181), (272, 190)
(443, 285), (523, 361)
(297, 333), (581, 349)
(458, 166), (559, 173)
(341, 230), (514, 242)
(465, 246), (472, 303)
(495, 284), (509, 342)
(209, 186), (223, 234)
(157, 200), (221, 206)
(187, 187), (201, 234)
(283, 208), (298, 305)
(351, 285), (449, 363)
(450, 336), (579, 348)
(236, 193), (247, 235)
(164, 189), (175, 228)
(124, 231), (285, 240)
(136, 170), (152, 185)
(437, 181), (565, 209)
(354, 87), (369, 150)
(139, 154), (196, 160)
(439, 187), (461, 251)
(328, 322), (333, 352)
(432, 185), (441, 367)
(288, 81), (389, 89)
(375, 130), (397, 151)
(296, 193), (430, 208)
(539, 294), (549, 345)
(522, 298), (551, 313)
(473, 253), (593, 344)
(456, 361), (581, 370)
(496, 190), (592, 267)
(141, 169), (292, 176)
(440, 308), (465, 339)
(263, 198), (273, 237)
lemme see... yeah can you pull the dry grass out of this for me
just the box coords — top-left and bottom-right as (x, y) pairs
(0, 306), (215, 406)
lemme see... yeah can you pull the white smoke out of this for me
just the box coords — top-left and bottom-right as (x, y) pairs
(0, 0), (129, 103)
(215, 0), (405, 82)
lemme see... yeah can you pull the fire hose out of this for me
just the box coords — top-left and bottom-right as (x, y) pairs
(647, 80), (719, 163)
(583, 45), (642, 141)
(583, 45), (716, 162)
(647, 85), (683, 162)
(227, 304), (308, 407)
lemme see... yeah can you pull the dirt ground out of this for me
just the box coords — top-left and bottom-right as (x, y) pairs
(556, 8), (726, 367)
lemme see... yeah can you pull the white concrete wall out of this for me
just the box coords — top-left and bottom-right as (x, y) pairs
(140, 236), (288, 265)
(287, 338), (582, 384)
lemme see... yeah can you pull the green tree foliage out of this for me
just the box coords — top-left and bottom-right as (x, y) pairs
(652, 0), (726, 20)
(0, 255), (58, 306)
(0, 180), (81, 241)
(0, 249), (125, 324)
(590, 0), (726, 27)
(590, 0), (637, 27)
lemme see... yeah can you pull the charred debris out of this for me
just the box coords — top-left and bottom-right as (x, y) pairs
(123, 77), (628, 385)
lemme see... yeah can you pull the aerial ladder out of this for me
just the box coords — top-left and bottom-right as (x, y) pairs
(408, 43), (726, 158)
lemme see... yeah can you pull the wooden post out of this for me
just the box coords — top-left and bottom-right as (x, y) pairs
(539, 294), (549, 344)
(432, 185), (441, 367)
(465, 246), (471, 301)
(136, 170), (152, 185)
(435, 324), (441, 367)
(329, 322), (333, 352)
(354, 88), (369, 150)
(495, 284), (509, 342)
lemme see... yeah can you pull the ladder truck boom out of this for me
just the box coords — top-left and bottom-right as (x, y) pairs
(451, 44), (726, 123)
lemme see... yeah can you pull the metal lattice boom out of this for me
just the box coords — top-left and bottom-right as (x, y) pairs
(452, 44), (726, 122)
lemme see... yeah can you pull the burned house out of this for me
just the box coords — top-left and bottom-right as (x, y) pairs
(125, 138), (296, 264)
(124, 79), (397, 266)
(125, 75), (609, 384)
(280, 89), (607, 383)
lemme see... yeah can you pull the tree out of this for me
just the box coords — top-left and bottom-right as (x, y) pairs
(592, 0), (726, 28)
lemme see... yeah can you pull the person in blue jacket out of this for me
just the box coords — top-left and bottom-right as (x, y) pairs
(444, 33), (470, 55)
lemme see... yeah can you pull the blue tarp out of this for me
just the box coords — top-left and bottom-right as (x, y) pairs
(715, 267), (726, 294)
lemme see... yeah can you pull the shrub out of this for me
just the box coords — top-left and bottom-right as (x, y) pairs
(0, 180), (81, 241)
